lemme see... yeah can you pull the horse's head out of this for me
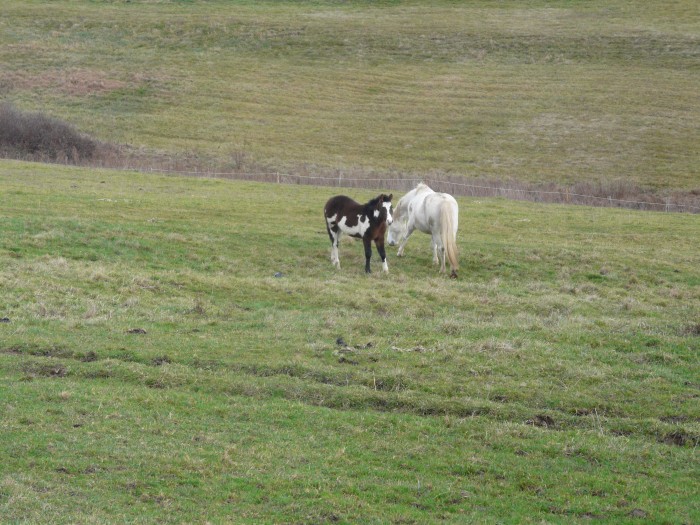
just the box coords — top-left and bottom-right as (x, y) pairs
(387, 220), (402, 246)
(372, 193), (393, 226)
(387, 196), (409, 246)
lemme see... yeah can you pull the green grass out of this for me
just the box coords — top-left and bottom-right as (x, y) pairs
(1, 161), (699, 523)
(1, 0), (699, 189)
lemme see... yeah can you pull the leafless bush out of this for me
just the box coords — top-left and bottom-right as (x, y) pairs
(0, 103), (98, 163)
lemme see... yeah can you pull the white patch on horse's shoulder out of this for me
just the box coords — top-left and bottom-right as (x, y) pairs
(374, 210), (380, 218)
(326, 213), (337, 225)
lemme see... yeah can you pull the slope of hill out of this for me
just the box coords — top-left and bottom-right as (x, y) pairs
(1, 0), (699, 192)
(1, 161), (698, 522)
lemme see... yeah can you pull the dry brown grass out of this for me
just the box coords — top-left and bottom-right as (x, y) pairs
(0, 68), (128, 96)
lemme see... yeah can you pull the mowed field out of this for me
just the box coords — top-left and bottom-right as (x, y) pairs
(1, 0), (699, 190)
(1, 162), (699, 523)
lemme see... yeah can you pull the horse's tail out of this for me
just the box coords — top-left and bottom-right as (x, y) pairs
(440, 200), (459, 277)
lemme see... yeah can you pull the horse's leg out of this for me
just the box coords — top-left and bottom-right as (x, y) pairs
(397, 224), (414, 257)
(363, 236), (372, 273)
(329, 229), (341, 269)
(375, 237), (389, 273)
(432, 231), (445, 272)
(432, 239), (439, 265)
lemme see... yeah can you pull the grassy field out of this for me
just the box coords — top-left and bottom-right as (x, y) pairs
(1, 161), (699, 523)
(1, 0), (699, 190)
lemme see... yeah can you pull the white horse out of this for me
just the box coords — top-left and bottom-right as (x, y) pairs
(387, 183), (459, 278)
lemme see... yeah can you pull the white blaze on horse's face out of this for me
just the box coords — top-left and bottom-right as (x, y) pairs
(383, 201), (393, 225)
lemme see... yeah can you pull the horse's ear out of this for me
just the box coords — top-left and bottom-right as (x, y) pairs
(387, 194), (393, 201)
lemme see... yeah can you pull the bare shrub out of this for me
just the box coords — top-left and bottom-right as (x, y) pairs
(0, 103), (98, 163)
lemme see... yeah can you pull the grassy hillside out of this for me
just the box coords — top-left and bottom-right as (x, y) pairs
(1, 161), (699, 523)
(1, 0), (699, 190)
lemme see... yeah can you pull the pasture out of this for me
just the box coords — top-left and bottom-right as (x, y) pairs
(1, 162), (699, 523)
(1, 0), (699, 522)
(1, 0), (699, 192)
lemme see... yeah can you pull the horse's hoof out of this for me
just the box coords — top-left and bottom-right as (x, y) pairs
(450, 271), (458, 279)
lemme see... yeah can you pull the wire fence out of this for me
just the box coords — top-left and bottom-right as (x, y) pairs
(138, 167), (700, 214)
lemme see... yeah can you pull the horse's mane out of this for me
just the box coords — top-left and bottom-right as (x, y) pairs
(393, 184), (431, 221)
(365, 195), (383, 208)
(393, 196), (405, 220)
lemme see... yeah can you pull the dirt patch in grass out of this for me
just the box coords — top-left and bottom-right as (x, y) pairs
(0, 68), (128, 96)
(152, 355), (172, 366)
(681, 323), (700, 336)
(145, 378), (168, 389)
(659, 415), (689, 424)
(21, 362), (68, 378)
(3, 345), (74, 359)
(661, 431), (700, 447)
(526, 414), (556, 428)
(81, 351), (99, 362)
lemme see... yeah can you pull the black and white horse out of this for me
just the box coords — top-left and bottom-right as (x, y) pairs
(324, 193), (394, 273)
